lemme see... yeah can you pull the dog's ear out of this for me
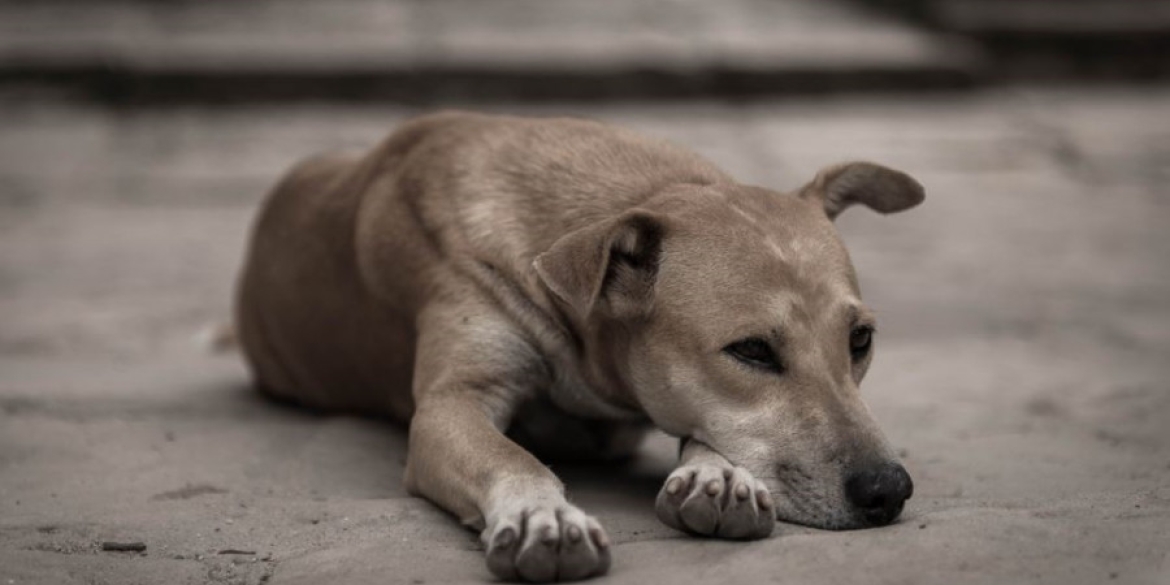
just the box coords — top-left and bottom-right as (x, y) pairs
(533, 210), (664, 320)
(800, 162), (924, 220)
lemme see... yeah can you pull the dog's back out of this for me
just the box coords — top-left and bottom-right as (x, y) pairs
(235, 111), (727, 419)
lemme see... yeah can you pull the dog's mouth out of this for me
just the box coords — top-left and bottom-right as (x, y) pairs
(759, 475), (857, 530)
(759, 462), (911, 530)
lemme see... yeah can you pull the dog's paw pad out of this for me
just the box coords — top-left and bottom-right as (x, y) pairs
(483, 503), (610, 582)
(655, 463), (774, 540)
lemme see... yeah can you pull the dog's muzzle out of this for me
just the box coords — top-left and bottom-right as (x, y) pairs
(844, 462), (914, 527)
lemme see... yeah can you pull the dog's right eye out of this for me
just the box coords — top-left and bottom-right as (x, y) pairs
(724, 338), (783, 373)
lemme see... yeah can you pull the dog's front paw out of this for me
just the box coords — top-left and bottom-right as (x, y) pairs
(483, 502), (611, 582)
(655, 462), (775, 539)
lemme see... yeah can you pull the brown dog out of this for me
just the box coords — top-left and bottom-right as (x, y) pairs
(235, 111), (923, 582)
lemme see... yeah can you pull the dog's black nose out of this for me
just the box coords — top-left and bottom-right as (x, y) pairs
(844, 463), (913, 527)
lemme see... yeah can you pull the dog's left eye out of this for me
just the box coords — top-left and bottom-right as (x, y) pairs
(724, 338), (783, 373)
(850, 326), (874, 360)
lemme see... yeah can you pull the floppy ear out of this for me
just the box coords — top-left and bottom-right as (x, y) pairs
(533, 210), (664, 320)
(799, 162), (925, 220)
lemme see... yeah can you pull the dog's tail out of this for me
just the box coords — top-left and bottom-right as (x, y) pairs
(196, 321), (239, 354)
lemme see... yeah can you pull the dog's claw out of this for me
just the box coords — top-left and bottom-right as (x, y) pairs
(656, 463), (775, 540)
(589, 525), (609, 549)
(735, 484), (750, 500)
(756, 488), (773, 511)
(565, 524), (582, 544)
(497, 527), (518, 547)
(704, 479), (722, 497)
(483, 503), (611, 582)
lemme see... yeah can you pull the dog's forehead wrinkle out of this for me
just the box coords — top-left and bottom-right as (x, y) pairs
(729, 201), (761, 225)
(765, 237), (788, 262)
(703, 285), (855, 346)
(754, 234), (855, 294)
(768, 284), (846, 322)
(765, 291), (798, 317)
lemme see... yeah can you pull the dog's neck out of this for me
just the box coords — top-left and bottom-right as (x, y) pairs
(459, 256), (645, 421)
(545, 360), (644, 421)
(543, 306), (647, 421)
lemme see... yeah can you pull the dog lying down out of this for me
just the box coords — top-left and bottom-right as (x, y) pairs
(235, 111), (923, 582)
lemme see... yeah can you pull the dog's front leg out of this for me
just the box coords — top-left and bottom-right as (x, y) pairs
(655, 439), (775, 539)
(405, 298), (610, 582)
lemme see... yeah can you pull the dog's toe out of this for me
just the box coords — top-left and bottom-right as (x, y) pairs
(556, 508), (610, 581)
(678, 467), (725, 534)
(483, 503), (610, 582)
(486, 523), (523, 581)
(716, 468), (775, 539)
(655, 472), (692, 532)
(656, 462), (775, 540)
(515, 508), (560, 582)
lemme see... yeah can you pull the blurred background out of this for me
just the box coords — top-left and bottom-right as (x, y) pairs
(1, 1), (1168, 584)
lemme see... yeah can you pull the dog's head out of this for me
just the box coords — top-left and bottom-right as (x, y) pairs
(535, 162), (923, 530)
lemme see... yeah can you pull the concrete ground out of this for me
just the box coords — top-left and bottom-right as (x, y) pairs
(1, 87), (1169, 584)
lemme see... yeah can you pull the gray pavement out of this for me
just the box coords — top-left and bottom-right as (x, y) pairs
(1, 87), (1170, 584)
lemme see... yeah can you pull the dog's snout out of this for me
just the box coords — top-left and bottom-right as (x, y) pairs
(844, 463), (913, 527)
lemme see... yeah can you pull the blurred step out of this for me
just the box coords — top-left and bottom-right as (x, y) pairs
(0, 0), (985, 104)
(931, 0), (1170, 34)
(859, 0), (1170, 79)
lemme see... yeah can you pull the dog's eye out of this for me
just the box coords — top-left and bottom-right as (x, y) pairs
(850, 326), (874, 360)
(724, 338), (783, 373)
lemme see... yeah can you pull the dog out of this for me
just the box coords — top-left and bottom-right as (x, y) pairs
(235, 111), (923, 582)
